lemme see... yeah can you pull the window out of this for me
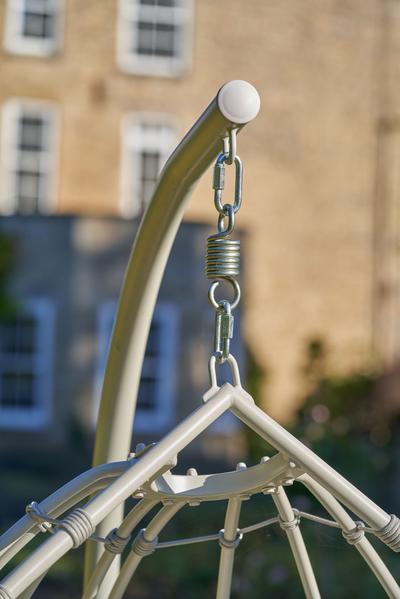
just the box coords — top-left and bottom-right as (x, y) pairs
(4, 0), (63, 56)
(96, 302), (178, 432)
(0, 100), (58, 214)
(117, 0), (192, 76)
(120, 116), (176, 217)
(0, 299), (54, 430)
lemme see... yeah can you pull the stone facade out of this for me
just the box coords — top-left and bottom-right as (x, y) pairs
(1, 0), (400, 423)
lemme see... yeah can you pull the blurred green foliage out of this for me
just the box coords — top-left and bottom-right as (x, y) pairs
(294, 337), (399, 507)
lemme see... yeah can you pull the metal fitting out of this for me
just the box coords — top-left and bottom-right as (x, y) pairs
(59, 508), (94, 548)
(132, 529), (158, 557)
(104, 528), (131, 554)
(342, 522), (365, 546)
(218, 528), (243, 550)
(279, 509), (301, 531)
(375, 514), (400, 552)
(0, 586), (13, 599)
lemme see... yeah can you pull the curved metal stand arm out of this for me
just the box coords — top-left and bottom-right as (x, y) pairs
(87, 80), (260, 595)
(92, 80), (260, 468)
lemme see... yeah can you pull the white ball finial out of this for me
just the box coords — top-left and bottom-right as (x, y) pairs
(217, 80), (261, 125)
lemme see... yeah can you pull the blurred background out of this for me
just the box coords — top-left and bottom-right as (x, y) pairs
(1, 0), (400, 596)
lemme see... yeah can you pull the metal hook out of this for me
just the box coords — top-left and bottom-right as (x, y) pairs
(223, 128), (237, 165)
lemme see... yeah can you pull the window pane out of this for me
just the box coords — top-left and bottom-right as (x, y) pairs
(140, 0), (177, 7)
(0, 372), (35, 408)
(139, 151), (160, 207)
(136, 21), (154, 55)
(18, 317), (37, 353)
(18, 117), (45, 151)
(142, 151), (159, 180)
(9, 107), (53, 214)
(137, 377), (157, 410)
(23, 12), (54, 39)
(0, 300), (53, 429)
(0, 316), (36, 354)
(154, 23), (176, 56)
(15, 171), (42, 213)
(145, 321), (160, 358)
(136, 22), (176, 57)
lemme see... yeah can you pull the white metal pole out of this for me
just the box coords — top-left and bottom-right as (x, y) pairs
(215, 497), (242, 599)
(86, 80), (260, 595)
(272, 486), (320, 599)
(300, 475), (400, 598)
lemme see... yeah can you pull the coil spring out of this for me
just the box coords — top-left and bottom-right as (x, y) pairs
(205, 236), (240, 280)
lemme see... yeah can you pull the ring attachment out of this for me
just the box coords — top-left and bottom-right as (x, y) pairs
(208, 277), (241, 310)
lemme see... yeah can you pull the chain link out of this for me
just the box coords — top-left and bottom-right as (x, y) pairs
(205, 132), (244, 363)
(213, 153), (243, 215)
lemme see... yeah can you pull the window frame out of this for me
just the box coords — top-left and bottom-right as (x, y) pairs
(116, 0), (193, 77)
(0, 298), (55, 431)
(0, 99), (59, 215)
(4, 0), (64, 57)
(120, 113), (177, 218)
(95, 301), (178, 433)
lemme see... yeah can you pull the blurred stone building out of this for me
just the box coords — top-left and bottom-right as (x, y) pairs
(0, 0), (400, 457)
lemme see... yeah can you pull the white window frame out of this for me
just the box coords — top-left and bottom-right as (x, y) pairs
(120, 113), (177, 218)
(0, 298), (55, 431)
(4, 0), (64, 57)
(95, 301), (178, 433)
(117, 0), (193, 77)
(0, 99), (59, 215)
